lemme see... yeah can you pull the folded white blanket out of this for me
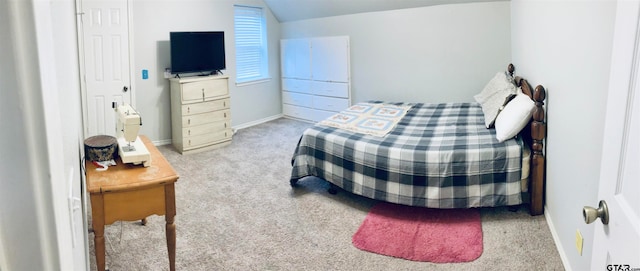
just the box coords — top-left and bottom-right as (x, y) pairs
(318, 103), (412, 137)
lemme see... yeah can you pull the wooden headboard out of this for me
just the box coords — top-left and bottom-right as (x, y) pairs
(507, 64), (546, 216)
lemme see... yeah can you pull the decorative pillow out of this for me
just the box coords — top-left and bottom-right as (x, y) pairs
(474, 71), (517, 128)
(494, 89), (535, 142)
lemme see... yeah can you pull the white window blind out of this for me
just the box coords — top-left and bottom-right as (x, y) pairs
(234, 5), (268, 84)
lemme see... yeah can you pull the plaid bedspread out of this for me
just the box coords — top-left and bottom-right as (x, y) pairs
(290, 102), (524, 208)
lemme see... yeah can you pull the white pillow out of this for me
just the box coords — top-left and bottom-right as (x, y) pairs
(474, 71), (517, 128)
(494, 90), (535, 142)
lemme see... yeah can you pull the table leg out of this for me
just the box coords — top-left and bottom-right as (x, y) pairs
(165, 183), (177, 271)
(94, 226), (106, 271)
(91, 194), (106, 271)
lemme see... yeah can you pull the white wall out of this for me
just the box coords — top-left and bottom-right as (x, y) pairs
(281, 2), (512, 103)
(131, 0), (282, 143)
(0, 2), (49, 270)
(49, 1), (89, 270)
(511, 1), (616, 270)
(0, 0), (84, 270)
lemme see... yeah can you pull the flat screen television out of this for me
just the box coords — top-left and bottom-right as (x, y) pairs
(170, 31), (225, 75)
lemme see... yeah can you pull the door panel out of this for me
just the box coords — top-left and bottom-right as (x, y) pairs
(591, 0), (640, 269)
(81, 0), (131, 136)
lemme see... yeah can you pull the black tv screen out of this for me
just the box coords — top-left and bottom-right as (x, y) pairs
(170, 31), (225, 74)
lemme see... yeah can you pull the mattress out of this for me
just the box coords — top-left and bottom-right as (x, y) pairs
(290, 102), (526, 208)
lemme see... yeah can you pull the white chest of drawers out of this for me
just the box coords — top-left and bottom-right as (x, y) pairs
(169, 75), (232, 154)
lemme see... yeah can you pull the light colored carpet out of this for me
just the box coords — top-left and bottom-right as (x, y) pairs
(88, 117), (565, 271)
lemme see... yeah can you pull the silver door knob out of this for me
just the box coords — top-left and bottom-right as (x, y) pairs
(583, 200), (609, 225)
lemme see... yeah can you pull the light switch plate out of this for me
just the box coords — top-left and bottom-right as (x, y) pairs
(575, 229), (584, 255)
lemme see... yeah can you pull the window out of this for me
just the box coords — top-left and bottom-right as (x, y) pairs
(234, 5), (269, 84)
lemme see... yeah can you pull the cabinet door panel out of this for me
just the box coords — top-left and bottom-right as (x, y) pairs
(295, 39), (312, 79)
(203, 79), (229, 100)
(281, 39), (296, 78)
(181, 79), (228, 103)
(181, 80), (209, 102)
(281, 39), (311, 79)
(103, 186), (165, 225)
(311, 36), (349, 82)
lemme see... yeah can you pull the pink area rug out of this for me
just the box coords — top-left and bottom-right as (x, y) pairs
(352, 202), (483, 263)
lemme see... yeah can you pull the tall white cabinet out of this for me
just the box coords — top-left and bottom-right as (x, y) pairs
(281, 36), (351, 122)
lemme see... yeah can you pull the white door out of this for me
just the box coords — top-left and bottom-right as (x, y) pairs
(80, 0), (131, 136)
(590, 0), (640, 269)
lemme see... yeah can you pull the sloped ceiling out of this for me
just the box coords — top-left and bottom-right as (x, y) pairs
(263, 0), (507, 22)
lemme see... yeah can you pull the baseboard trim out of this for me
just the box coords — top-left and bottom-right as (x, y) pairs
(152, 114), (284, 146)
(232, 114), (283, 131)
(282, 115), (316, 124)
(545, 205), (571, 271)
(152, 139), (172, 146)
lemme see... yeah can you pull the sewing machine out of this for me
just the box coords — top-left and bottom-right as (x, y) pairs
(115, 104), (151, 167)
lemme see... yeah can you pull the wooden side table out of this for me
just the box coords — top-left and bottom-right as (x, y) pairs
(85, 135), (179, 271)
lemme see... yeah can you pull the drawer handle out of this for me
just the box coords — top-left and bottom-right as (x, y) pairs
(224, 101), (226, 107)
(188, 129), (191, 136)
(187, 107), (190, 113)
(188, 139), (191, 146)
(224, 123), (227, 128)
(202, 89), (205, 101)
(188, 119), (191, 125)
(224, 112), (227, 118)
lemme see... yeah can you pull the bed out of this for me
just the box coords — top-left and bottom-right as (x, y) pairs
(289, 64), (547, 216)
